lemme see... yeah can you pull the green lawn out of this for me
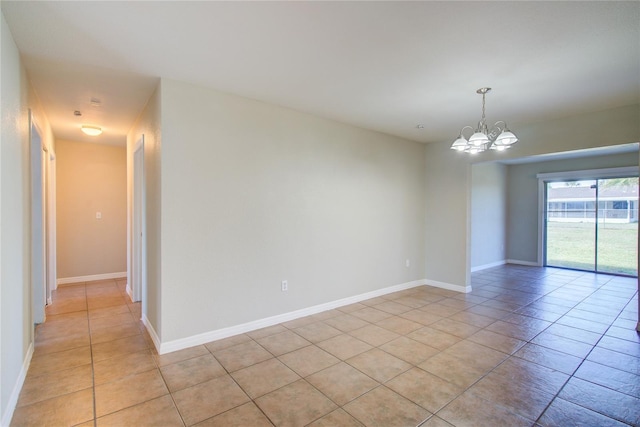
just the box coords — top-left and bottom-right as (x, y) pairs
(546, 222), (638, 276)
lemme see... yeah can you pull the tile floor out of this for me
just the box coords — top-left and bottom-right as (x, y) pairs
(10, 265), (640, 426)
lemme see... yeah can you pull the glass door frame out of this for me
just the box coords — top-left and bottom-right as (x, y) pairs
(536, 166), (639, 276)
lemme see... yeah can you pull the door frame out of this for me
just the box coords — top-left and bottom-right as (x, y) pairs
(129, 136), (146, 317)
(537, 166), (639, 270)
(29, 110), (52, 324)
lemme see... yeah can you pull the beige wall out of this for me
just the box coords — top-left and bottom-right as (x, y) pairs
(158, 78), (426, 343)
(56, 140), (127, 279)
(470, 162), (507, 270)
(1, 11), (54, 423)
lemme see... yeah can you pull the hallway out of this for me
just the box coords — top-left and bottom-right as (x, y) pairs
(9, 266), (640, 426)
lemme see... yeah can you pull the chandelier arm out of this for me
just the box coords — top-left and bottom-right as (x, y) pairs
(459, 125), (474, 138)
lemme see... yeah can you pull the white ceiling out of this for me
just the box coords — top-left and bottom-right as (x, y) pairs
(2, 1), (639, 147)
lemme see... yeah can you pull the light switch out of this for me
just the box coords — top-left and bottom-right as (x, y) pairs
(96, 212), (102, 219)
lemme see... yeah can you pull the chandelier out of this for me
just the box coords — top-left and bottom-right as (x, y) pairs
(450, 87), (518, 154)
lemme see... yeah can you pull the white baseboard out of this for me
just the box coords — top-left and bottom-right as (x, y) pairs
(1, 343), (33, 427)
(424, 278), (472, 294)
(154, 279), (428, 355)
(57, 271), (127, 286)
(506, 259), (540, 267)
(142, 314), (161, 352)
(471, 260), (507, 273)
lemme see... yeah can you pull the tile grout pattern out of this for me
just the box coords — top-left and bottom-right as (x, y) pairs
(10, 265), (640, 426)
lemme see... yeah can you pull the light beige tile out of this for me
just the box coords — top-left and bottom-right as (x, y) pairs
(278, 345), (339, 377)
(407, 327), (461, 351)
(33, 332), (91, 356)
(307, 362), (379, 406)
(442, 340), (508, 373)
(97, 395), (183, 427)
(400, 310), (443, 326)
(294, 322), (342, 343)
(307, 408), (364, 427)
(94, 349), (157, 385)
(346, 348), (411, 383)
(348, 324), (400, 347)
(418, 353), (486, 388)
(317, 334), (373, 360)
(255, 379), (337, 427)
(380, 337), (440, 365)
(172, 375), (250, 426)
(92, 334), (149, 362)
(161, 354), (227, 392)
(89, 305), (131, 320)
(95, 369), (168, 417)
(204, 333), (251, 353)
(231, 358), (300, 398)
(28, 345), (91, 377)
(373, 300), (413, 315)
(91, 322), (142, 345)
(350, 307), (393, 323)
(429, 319), (481, 339)
(467, 374), (555, 421)
(90, 312), (137, 330)
(437, 390), (533, 427)
(18, 364), (93, 407)
(337, 302), (368, 313)
(246, 324), (288, 340)
(467, 329), (527, 355)
(344, 386), (430, 427)
(375, 316), (423, 335)
(386, 368), (464, 413)
(323, 314), (370, 332)
(154, 345), (210, 367)
(256, 330), (311, 356)
(419, 416), (455, 427)
(10, 388), (93, 427)
(194, 402), (273, 427)
(212, 340), (273, 372)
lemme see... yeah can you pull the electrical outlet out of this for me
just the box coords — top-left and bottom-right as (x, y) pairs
(281, 280), (288, 292)
(406, 259), (410, 267)
(96, 212), (102, 219)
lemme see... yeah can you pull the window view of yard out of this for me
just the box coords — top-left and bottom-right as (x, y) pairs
(546, 177), (638, 277)
(546, 222), (638, 276)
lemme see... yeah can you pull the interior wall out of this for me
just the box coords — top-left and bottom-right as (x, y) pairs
(424, 104), (640, 289)
(159, 78), (426, 343)
(506, 152), (639, 264)
(424, 143), (471, 288)
(127, 84), (162, 336)
(1, 11), (54, 424)
(470, 162), (507, 270)
(56, 140), (127, 279)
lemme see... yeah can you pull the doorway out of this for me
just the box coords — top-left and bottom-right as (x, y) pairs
(30, 110), (56, 324)
(130, 135), (146, 317)
(544, 175), (638, 276)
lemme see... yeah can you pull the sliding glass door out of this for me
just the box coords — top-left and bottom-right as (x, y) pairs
(545, 177), (638, 276)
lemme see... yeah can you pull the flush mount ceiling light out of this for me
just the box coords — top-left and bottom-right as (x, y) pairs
(81, 125), (102, 136)
(450, 87), (518, 154)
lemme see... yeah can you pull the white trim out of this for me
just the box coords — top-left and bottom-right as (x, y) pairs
(153, 279), (443, 355)
(537, 166), (639, 270)
(1, 343), (33, 427)
(424, 278), (472, 293)
(142, 314), (161, 351)
(506, 259), (541, 267)
(57, 272), (127, 285)
(471, 260), (506, 273)
(536, 166), (639, 181)
(537, 178), (545, 266)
